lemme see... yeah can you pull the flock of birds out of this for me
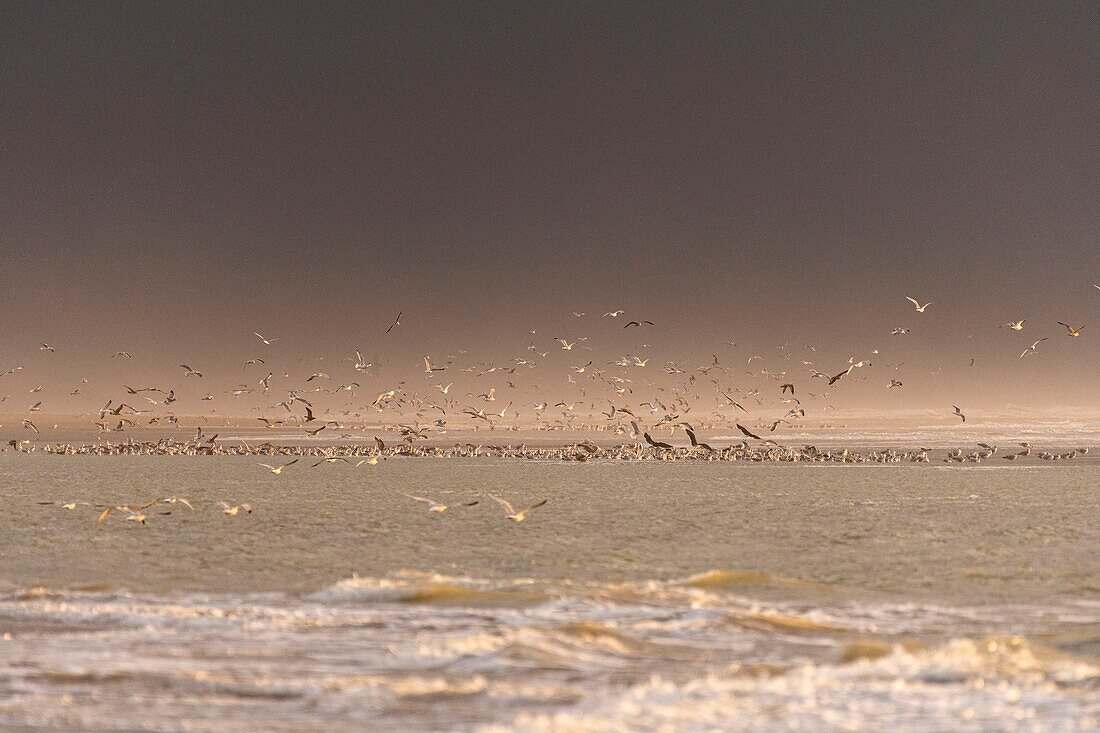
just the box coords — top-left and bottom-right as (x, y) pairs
(5, 294), (1098, 437)
(4, 292), (1099, 498)
(12, 290), (1099, 528)
(39, 494), (549, 525)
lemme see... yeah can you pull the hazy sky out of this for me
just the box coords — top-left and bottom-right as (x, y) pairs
(1, 2), (1097, 417)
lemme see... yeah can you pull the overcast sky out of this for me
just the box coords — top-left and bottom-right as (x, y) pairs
(1, 2), (1097, 416)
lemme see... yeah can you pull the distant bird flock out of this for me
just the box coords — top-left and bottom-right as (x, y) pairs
(6, 288), (1099, 524)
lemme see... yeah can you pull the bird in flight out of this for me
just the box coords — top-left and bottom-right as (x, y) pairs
(488, 494), (548, 523)
(38, 500), (91, 510)
(905, 297), (932, 313)
(736, 423), (763, 440)
(258, 458), (298, 474)
(624, 320), (654, 328)
(1019, 338), (1047, 359)
(952, 405), (966, 422)
(180, 364), (203, 378)
(603, 310), (624, 318)
(218, 502), (252, 516)
(385, 311), (403, 334)
(1057, 321), (1085, 337)
(39, 343), (55, 352)
(402, 494), (478, 513)
(253, 332), (280, 345)
(1001, 320), (1025, 330)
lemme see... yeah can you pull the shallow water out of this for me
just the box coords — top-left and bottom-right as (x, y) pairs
(1, 455), (1098, 731)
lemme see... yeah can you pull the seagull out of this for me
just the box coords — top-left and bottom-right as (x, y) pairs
(736, 423), (763, 440)
(721, 393), (749, 413)
(218, 502), (252, 516)
(38, 343), (55, 352)
(488, 494), (548, 523)
(1057, 322), (1085, 337)
(952, 405), (966, 422)
(603, 310), (624, 318)
(1001, 320), (1025, 330)
(150, 497), (194, 511)
(402, 494), (478, 513)
(385, 311), (402, 334)
(557, 339), (576, 350)
(624, 320), (654, 328)
(891, 327), (911, 335)
(97, 500), (171, 525)
(354, 350), (369, 371)
(37, 500), (91, 510)
(905, 297), (932, 313)
(253, 332), (280, 345)
(643, 432), (673, 449)
(258, 458), (299, 474)
(22, 419), (38, 434)
(1020, 338), (1047, 358)
(355, 455), (380, 467)
(180, 364), (203, 378)
(112, 351), (133, 359)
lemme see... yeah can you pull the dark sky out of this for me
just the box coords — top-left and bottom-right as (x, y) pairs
(1, 2), (1097, 416)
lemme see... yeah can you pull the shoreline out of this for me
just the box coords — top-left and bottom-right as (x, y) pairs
(3, 436), (1094, 464)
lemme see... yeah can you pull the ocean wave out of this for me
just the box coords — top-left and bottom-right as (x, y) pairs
(480, 637), (1100, 733)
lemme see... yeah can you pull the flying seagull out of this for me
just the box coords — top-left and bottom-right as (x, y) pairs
(488, 494), (547, 523)
(402, 494), (478, 513)
(905, 297), (932, 313)
(736, 423), (763, 440)
(1020, 338), (1048, 359)
(1057, 321), (1085, 337)
(253, 332), (280, 345)
(385, 311), (403, 334)
(258, 458), (299, 474)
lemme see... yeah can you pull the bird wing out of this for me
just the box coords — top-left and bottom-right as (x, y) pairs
(403, 494), (434, 505)
(736, 423), (762, 440)
(518, 499), (548, 514)
(488, 494), (515, 514)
